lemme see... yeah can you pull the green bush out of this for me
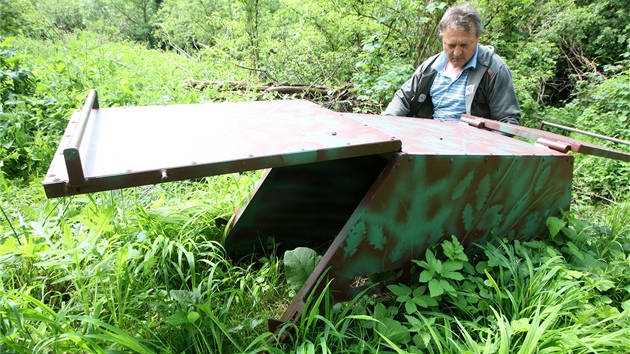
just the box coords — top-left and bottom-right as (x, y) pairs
(547, 67), (630, 203)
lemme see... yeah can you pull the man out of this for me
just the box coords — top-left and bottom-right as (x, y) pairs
(382, 3), (520, 125)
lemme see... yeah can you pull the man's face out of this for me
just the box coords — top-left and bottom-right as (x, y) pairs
(442, 26), (479, 69)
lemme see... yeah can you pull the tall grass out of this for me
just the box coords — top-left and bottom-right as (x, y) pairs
(1, 31), (629, 353)
(1, 175), (296, 353)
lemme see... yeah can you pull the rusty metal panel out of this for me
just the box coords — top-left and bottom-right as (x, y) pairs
(343, 113), (572, 157)
(43, 99), (401, 197)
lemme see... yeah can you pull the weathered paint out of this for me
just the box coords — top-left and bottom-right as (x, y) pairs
(41, 94), (628, 338)
(325, 152), (572, 300)
(266, 149), (573, 332)
(43, 99), (401, 197)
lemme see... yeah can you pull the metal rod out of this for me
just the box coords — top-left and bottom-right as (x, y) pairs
(64, 90), (99, 186)
(539, 121), (630, 147)
(67, 89), (99, 151)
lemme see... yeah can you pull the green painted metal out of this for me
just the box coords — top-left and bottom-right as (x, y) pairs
(267, 151), (573, 331)
(325, 152), (572, 299)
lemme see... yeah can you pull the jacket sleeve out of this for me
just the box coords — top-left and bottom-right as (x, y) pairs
(487, 62), (521, 125)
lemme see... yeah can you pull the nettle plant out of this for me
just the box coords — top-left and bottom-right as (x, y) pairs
(357, 215), (630, 352)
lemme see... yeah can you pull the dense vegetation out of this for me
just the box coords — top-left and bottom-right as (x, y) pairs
(1, 0), (629, 352)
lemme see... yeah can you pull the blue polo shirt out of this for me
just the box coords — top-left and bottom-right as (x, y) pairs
(430, 46), (479, 121)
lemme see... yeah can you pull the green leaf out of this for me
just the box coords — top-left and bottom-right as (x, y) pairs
(165, 312), (189, 326)
(546, 216), (566, 239)
(441, 259), (463, 272)
(442, 235), (468, 262)
(510, 318), (530, 333)
(412, 295), (438, 308)
(425, 248), (438, 268)
(187, 311), (200, 324)
(404, 300), (417, 314)
(441, 271), (464, 281)
(418, 269), (434, 283)
(412, 285), (428, 297)
(373, 302), (391, 321)
(388, 284), (412, 297)
(439, 279), (456, 295)
(169, 290), (201, 306)
(284, 247), (323, 292)
(428, 278), (444, 297)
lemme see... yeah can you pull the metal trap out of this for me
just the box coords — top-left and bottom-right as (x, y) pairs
(44, 90), (629, 336)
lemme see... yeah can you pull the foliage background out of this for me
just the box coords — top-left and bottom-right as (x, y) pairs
(1, 0), (629, 352)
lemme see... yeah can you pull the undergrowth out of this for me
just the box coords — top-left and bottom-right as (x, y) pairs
(1, 27), (629, 354)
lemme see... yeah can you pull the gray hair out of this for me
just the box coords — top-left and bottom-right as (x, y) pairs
(438, 3), (483, 38)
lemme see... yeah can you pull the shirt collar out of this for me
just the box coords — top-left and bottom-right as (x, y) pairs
(432, 44), (479, 72)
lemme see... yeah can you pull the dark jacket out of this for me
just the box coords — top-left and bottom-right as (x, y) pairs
(382, 45), (521, 125)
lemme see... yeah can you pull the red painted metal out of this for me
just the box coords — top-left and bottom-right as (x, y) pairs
(43, 98), (401, 197)
(344, 113), (569, 156)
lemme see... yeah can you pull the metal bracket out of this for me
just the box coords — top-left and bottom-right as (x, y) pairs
(461, 115), (630, 162)
(64, 89), (99, 187)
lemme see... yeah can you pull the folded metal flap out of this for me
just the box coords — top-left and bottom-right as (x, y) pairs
(43, 98), (402, 198)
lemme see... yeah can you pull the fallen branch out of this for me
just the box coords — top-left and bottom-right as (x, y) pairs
(184, 80), (372, 113)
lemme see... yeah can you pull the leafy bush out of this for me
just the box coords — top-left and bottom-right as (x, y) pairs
(0, 40), (61, 181)
(546, 66), (630, 203)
